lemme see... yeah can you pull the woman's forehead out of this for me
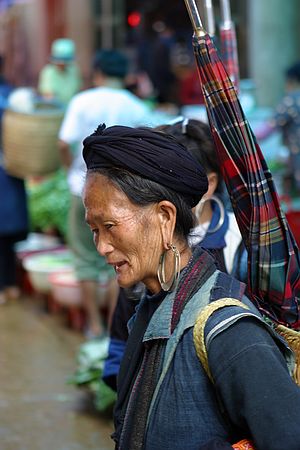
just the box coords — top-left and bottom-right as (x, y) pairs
(83, 173), (140, 216)
(83, 172), (115, 199)
(85, 171), (109, 187)
(84, 173), (120, 201)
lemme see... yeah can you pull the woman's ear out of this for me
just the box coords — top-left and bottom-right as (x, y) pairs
(157, 200), (177, 250)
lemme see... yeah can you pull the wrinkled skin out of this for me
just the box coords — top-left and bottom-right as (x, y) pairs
(83, 173), (191, 294)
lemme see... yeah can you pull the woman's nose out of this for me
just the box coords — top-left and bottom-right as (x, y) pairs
(96, 239), (113, 257)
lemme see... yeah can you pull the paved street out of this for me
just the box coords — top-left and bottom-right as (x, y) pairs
(0, 295), (115, 450)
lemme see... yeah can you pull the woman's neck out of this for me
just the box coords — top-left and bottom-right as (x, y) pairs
(198, 200), (213, 225)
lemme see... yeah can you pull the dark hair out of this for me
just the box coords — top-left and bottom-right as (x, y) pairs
(87, 167), (196, 240)
(93, 49), (129, 79)
(156, 119), (223, 193)
(285, 62), (300, 83)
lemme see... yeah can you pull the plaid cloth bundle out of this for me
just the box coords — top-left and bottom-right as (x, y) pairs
(192, 32), (300, 329)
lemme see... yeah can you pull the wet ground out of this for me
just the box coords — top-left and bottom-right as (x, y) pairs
(0, 295), (115, 450)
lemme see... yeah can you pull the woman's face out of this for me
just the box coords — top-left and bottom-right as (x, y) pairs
(83, 173), (164, 292)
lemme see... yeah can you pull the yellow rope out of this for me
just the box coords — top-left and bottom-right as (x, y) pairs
(193, 299), (300, 387)
(275, 324), (300, 386)
(193, 298), (249, 382)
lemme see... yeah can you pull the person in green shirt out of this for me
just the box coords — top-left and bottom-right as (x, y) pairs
(38, 38), (82, 107)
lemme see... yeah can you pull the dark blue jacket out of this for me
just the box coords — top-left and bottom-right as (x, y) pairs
(140, 271), (299, 450)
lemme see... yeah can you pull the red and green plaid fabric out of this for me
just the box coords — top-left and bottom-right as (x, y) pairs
(219, 26), (239, 90)
(192, 32), (300, 328)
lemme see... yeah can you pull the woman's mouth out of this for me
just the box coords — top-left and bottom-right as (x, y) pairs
(113, 261), (127, 273)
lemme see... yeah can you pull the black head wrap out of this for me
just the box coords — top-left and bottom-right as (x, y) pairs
(82, 123), (208, 208)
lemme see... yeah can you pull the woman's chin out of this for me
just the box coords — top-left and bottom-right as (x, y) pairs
(116, 275), (137, 289)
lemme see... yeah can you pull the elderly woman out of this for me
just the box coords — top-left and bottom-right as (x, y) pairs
(102, 118), (247, 393)
(82, 124), (300, 450)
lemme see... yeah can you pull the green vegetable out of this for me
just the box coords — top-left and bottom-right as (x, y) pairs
(27, 169), (70, 240)
(68, 338), (117, 412)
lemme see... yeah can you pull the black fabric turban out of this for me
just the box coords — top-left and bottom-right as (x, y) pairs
(82, 123), (208, 208)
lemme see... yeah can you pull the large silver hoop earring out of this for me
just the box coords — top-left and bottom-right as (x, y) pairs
(157, 244), (181, 292)
(195, 195), (225, 233)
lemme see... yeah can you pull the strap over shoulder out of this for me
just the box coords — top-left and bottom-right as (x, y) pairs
(193, 298), (256, 449)
(193, 297), (249, 382)
(275, 324), (300, 385)
(194, 296), (298, 387)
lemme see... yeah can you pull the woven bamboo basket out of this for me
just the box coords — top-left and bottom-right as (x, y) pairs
(2, 107), (64, 178)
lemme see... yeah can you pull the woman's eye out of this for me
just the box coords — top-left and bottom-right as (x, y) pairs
(105, 223), (113, 230)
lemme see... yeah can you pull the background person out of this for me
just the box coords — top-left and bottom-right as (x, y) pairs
(255, 61), (300, 195)
(146, 22), (178, 105)
(0, 67), (28, 304)
(158, 118), (246, 280)
(38, 38), (82, 108)
(58, 49), (154, 339)
(0, 162), (28, 304)
(82, 123), (300, 450)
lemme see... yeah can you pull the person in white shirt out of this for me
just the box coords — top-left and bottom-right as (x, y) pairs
(58, 49), (153, 338)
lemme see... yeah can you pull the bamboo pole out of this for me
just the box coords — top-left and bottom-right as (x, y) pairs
(183, 0), (205, 35)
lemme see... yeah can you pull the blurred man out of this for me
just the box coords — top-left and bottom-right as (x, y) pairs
(58, 49), (152, 338)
